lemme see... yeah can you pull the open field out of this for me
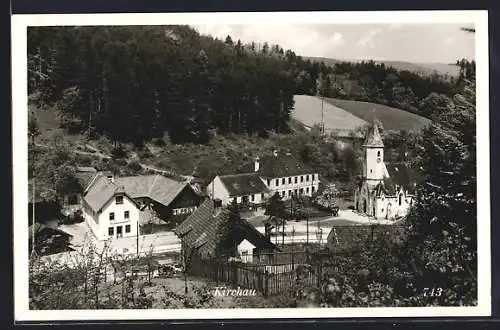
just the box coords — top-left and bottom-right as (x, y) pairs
(292, 94), (368, 136)
(324, 97), (432, 132)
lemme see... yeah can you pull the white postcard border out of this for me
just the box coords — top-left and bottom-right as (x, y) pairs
(12, 10), (491, 321)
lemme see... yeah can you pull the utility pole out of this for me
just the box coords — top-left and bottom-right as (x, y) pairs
(306, 213), (309, 246)
(136, 220), (139, 256)
(320, 94), (325, 137)
(30, 118), (37, 260)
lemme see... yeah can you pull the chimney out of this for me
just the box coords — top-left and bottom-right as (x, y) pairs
(254, 156), (260, 172)
(273, 150), (278, 157)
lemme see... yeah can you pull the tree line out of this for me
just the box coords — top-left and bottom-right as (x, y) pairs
(28, 25), (474, 146)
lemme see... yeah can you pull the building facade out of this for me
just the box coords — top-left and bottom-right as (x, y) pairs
(82, 176), (140, 240)
(206, 151), (320, 206)
(80, 173), (201, 240)
(354, 121), (421, 220)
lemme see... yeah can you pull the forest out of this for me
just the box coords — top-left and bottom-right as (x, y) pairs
(28, 25), (475, 146)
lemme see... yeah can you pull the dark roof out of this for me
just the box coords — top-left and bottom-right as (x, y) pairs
(255, 153), (315, 178)
(363, 120), (384, 147)
(75, 171), (98, 191)
(219, 173), (269, 197)
(28, 223), (73, 240)
(175, 198), (276, 258)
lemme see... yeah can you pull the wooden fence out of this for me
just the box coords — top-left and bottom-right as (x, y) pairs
(187, 254), (342, 297)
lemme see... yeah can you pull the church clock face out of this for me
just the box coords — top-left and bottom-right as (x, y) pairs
(376, 157), (381, 163)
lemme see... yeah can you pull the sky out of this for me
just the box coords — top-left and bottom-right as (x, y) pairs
(192, 23), (475, 64)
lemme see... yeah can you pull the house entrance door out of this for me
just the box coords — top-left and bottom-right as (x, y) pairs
(116, 225), (123, 238)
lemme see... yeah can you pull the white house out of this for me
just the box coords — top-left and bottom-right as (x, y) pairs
(237, 239), (257, 263)
(82, 175), (140, 240)
(77, 171), (202, 240)
(206, 151), (320, 205)
(354, 120), (422, 220)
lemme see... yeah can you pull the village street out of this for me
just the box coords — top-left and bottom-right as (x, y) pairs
(251, 209), (397, 244)
(53, 209), (395, 258)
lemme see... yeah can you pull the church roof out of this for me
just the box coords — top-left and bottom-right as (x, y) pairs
(374, 163), (423, 196)
(363, 120), (384, 147)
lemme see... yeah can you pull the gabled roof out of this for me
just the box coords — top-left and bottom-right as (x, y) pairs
(219, 173), (269, 197)
(175, 198), (276, 258)
(254, 153), (315, 178)
(114, 175), (190, 206)
(82, 175), (124, 212)
(363, 120), (384, 147)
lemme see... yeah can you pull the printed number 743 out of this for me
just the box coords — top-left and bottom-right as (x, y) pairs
(423, 287), (443, 297)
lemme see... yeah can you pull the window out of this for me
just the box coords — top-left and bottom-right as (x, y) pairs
(108, 227), (114, 236)
(312, 174), (316, 182)
(282, 178), (285, 185)
(399, 194), (403, 206)
(261, 193), (264, 199)
(288, 190), (292, 197)
(312, 186), (315, 193)
(233, 197), (237, 203)
(124, 211), (129, 219)
(300, 188), (304, 195)
(241, 250), (248, 256)
(294, 177), (298, 184)
(251, 195), (255, 202)
(370, 169), (373, 173)
(275, 179), (279, 186)
(267, 179), (270, 186)
(125, 225), (131, 233)
(306, 187), (309, 193)
(300, 176), (304, 183)
(377, 151), (381, 157)
(109, 212), (115, 221)
(288, 178), (291, 184)
(306, 175), (309, 182)
(115, 196), (123, 204)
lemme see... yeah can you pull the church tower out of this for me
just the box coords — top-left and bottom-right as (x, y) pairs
(363, 120), (388, 187)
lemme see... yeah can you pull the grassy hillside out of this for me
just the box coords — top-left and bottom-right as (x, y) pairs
(304, 56), (460, 77)
(292, 95), (368, 136)
(323, 97), (432, 132)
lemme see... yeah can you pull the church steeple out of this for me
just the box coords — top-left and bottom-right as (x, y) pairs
(362, 119), (387, 184)
(363, 120), (384, 148)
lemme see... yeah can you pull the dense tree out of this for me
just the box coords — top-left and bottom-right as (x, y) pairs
(404, 78), (477, 304)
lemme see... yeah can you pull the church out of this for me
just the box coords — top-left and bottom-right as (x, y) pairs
(353, 120), (422, 220)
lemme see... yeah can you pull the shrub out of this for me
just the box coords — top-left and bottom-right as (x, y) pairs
(112, 145), (127, 159)
(127, 160), (142, 172)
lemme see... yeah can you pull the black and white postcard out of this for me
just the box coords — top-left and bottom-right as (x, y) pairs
(12, 10), (490, 321)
